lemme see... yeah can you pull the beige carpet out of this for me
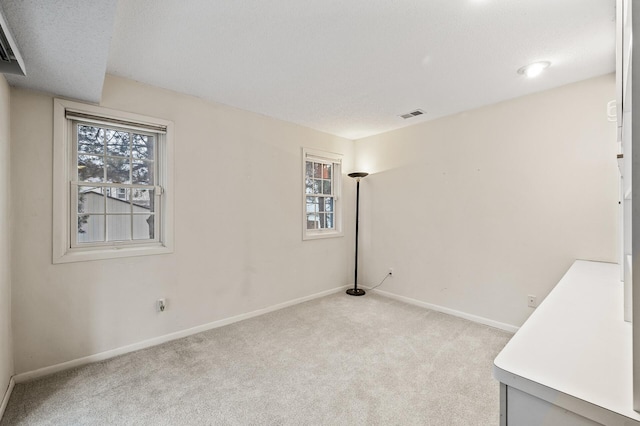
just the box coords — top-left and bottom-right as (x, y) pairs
(1, 292), (512, 425)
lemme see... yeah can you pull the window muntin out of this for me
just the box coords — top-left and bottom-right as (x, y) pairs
(305, 160), (335, 230)
(303, 148), (342, 239)
(71, 122), (159, 247)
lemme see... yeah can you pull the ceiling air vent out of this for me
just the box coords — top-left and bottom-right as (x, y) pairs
(0, 9), (25, 76)
(399, 109), (425, 120)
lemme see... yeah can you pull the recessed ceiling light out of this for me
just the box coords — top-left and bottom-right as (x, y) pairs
(517, 61), (551, 78)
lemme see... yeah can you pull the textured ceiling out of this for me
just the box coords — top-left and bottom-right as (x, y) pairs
(0, 0), (117, 103)
(1, 0), (616, 139)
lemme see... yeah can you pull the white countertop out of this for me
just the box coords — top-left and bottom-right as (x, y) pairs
(493, 260), (640, 425)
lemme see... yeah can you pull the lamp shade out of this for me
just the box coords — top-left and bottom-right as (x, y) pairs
(348, 172), (369, 179)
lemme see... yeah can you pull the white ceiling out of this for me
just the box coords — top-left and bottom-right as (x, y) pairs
(1, 0), (117, 103)
(0, 0), (616, 140)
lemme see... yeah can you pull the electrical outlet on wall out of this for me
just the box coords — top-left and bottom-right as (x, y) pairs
(527, 295), (537, 308)
(157, 298), (167, 312)
(388, 268), (393, 276)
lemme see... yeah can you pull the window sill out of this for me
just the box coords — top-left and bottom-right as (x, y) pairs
(303, 231), (344, 241)
(53, 243), (173, 264)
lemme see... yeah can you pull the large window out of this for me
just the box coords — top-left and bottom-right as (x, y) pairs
(53, 99), (174, 263)
(303, 148), (343, 240)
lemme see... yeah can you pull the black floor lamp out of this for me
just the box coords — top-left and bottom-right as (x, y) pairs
(346, 172), (368, 296)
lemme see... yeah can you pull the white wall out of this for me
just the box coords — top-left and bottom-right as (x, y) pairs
(0, 74), (13, 398)
(10, 75), (355, 374)
(355, 74), (618, 328)
(9, 73), (618, 373)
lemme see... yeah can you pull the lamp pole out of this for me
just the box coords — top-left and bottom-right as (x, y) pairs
(346, 172), (368, 296)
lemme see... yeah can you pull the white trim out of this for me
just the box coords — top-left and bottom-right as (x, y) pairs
(303, 147), (343, 163)
(302, 231), (345, 241)
(371, 288), (519, 334)
(13, 285), (349, 383)
(60, 103), (172, 133)
(65, 110), (167, 134)
(52, 98), (175, 264)
(52, 245), (173, 264)
(0, 377), (15, 420)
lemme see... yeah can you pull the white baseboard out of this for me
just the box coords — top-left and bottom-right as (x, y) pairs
(13, 285), (349, 383)
(0, 377), (15, 420)
(13, 285), (516, 383)
(371, 288), (519, 334)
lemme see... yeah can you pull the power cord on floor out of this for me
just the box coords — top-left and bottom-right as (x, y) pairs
(368, 271), (392, 291)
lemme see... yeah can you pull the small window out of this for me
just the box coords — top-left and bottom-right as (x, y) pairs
(303, 148), (343, 240)
(116, 187), (127, 200)
(53, 99), (174, 263)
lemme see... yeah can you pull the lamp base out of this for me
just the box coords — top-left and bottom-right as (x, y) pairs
(346, 288), (366, 296)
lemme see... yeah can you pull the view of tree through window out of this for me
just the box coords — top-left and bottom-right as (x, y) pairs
(75, 123), (156, 244)
(305, 160), (334, 230)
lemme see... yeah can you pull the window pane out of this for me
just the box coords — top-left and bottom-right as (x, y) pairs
(132, 134), (154, 160)
(306, 214), (318, 229)
(132, 188), (154, 211)
(132, 160), (153, 185)
(78, 125), (104, 155)
(105, 130), (130, 157)
(78, 186), (105, 213)
(305, 161), (313, 194)
(106, 157), (131, 183)
(133, 214), (154, 240)
(318, 213), (326, 228)
(77, 214), (105, 243)
(314, 163), (322, 178)
(322, 164), (331, 179)
(305, 161), (313, 179)
(326, 213), (334, 229)
(306, 196), (318, 214)
(106, 188), (130, 213)
(78, 155), (104, 182)
(324, 197), (333, 212)
(107, 215), (132, 241)
(322, 180), (332, 195)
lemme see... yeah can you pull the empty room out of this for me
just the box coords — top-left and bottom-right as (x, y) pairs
(0, 0), (638, 425)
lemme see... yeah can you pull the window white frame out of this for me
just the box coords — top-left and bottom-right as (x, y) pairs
(302, 148), (343, 240)
(53, 98), (174, 263)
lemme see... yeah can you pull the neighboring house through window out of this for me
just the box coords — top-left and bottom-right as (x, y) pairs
(53, 99), (174, 263)
(303, 148), (343, 240)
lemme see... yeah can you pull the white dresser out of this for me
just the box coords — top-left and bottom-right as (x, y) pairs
(494, 261), (640, 425)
